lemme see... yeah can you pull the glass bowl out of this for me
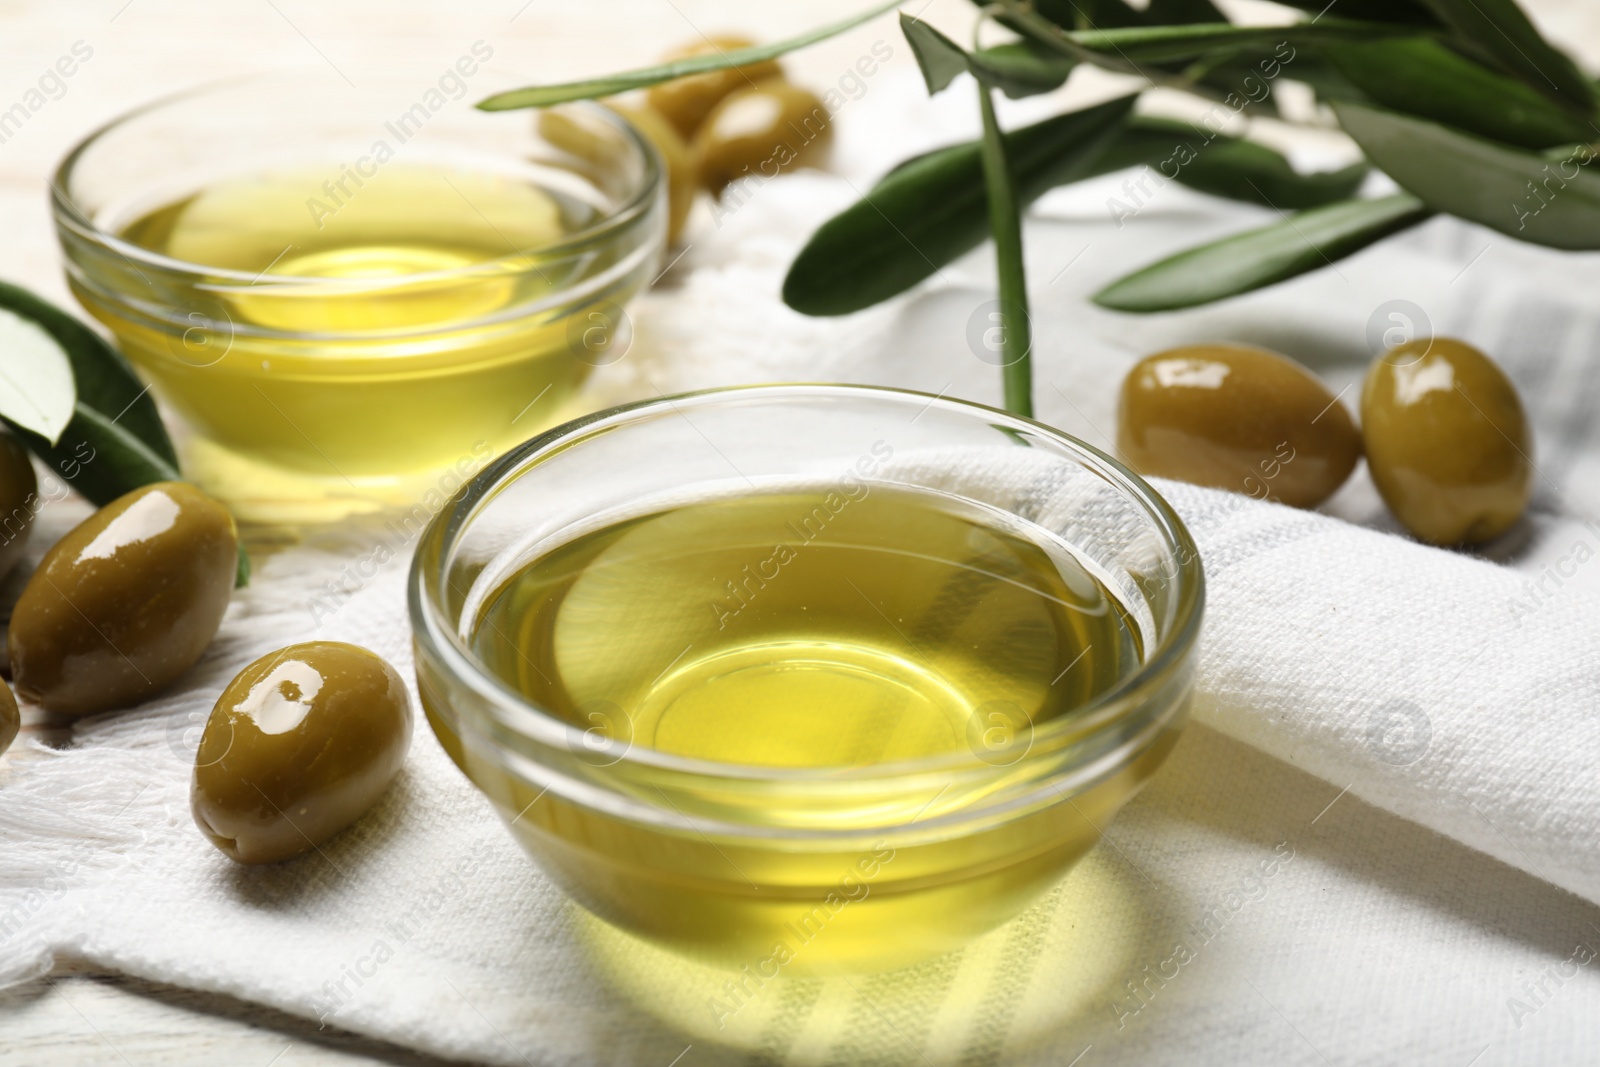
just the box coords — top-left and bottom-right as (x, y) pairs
(52, 72), (664, 524)
(410, 384), (1203, 973)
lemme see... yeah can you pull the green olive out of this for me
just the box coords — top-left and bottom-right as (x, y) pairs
(537, 104), (626, 170)
(692, 79), (832, 194)
(541, 104), (698, 246)
(0, 434), (38, 581)
(192, 641), (412, 865)
(1117, 343), (1362, 508)
(0, 679), (18, 758)
(645, 35), (784, 139)
(612, 103), (698, 245)
(1361, 338), (1532, 545)
(9, 481), (238, 716)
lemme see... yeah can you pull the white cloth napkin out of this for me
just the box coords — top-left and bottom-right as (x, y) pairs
(6, 72), (1600, 1065)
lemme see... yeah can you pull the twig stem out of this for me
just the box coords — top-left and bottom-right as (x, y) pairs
(977, 82), (1033, 417)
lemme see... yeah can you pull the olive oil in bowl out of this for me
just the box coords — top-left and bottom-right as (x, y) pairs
(459, 484), (1160, 970)
(410, 385), (1203, 973)
(472, 486), (1141, 770)
(96, 164), (603, 511)
(55, 83), (663, 522)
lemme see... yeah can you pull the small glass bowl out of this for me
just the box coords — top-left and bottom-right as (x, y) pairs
(52, 73), (664, 524)
(410, 385), (1203, 973)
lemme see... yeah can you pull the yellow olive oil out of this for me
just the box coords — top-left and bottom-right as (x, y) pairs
(472, 485), (1141, 766)
(443, 485), (1175, 971)
(86, 163), (620, 522)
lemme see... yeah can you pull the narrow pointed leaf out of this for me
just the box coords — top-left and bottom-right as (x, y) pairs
(1266, 0), (1439, 24)
(1093, 193), (1432, 312)
(0, 309), (75, 443)
(0, 281), (177, 467)
(969, 41), (1076, 99)
(0, 282), (249, 584)
(901, 13), (969, 95)
(1027, 0), (1144, 30)
(783, 95), (1137, 316)
(1187, 55), (1286, 116)
(1415, 0), (1595, 113)
(477, 0), (901, 110)
(1333, 101), (1600, 249)
(1280, 51), (1370, 102)
(1097, 117), (1368, 209)
(8, 401), (180, 507)
(1180, 152), (1368, 210)
(8, 393), (250, 585)
(885, 115), (1364, 206)
(988, 0), (1224, 30)
(814, 110), (1360, 317)
(1322, 37), (1594, 149)
(902, 15), (1075, 100)
(1145, 0), (1227, 23)
(1055, 20), (1420, 64)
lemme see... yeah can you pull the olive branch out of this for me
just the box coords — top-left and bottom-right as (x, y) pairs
(480, 0), (1600, 418)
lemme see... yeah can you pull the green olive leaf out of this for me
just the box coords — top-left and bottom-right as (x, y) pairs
(992, 0), (1224, 31)
(788, 106), (1363, 317)
(0, 281), (249, 586)
(0, 308), (76, 443)
(1332, 100), (1600, 249)
(968, 41), (1076, 99)
(0, 281), (177, 468)
(900, 13), (970, 95)
(1279, 50), (1370, 103)
(1026, 0), (1292, 114)
(476, 0), (901, 110)
(12, 388), (252, 588)
(1414, 0), (1596, 113)
(8, 401), (180, 505)
(885, 115), (1366, 210)
(1030, 0), (1143, 30)
(1265, 0), (1440, 25)
(783, 95), (1137, 316)
(1046, 19), (1421, 64)
(1100, 117), (1369, 209)
(1093, 193), (1433, 312)
(901, 13), (1076, 99)
(1320, 37), (1595, 149)
(967, 0), (1193, 95)
(1144, 0), (1228, 23)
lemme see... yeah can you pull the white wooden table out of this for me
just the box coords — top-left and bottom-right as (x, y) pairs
(2, 0), (1596, 1063)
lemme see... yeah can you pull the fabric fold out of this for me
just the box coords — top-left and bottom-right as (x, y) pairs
(1168, 480), (1600, 905)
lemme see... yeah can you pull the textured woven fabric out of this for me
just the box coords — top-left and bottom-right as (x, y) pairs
(4, 72), (1600, 1065)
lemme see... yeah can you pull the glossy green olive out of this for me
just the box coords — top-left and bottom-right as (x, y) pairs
(1361, 338), (1532, 545)
(614, 103), (697, 245)
(646, 35), (784, 138)
(9, 481), (237, 716)
(0, 679), (18, 758)
(1117, 344), (1363, 508)
(692, 79), (832, 193)
(0, 434), (38, 581)
(192, 642), (412, 865)
(539, 103), (698, 245)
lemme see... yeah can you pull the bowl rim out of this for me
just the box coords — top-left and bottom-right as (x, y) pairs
(50, 72), (662, 287)
(409, 382), (1206, 784)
